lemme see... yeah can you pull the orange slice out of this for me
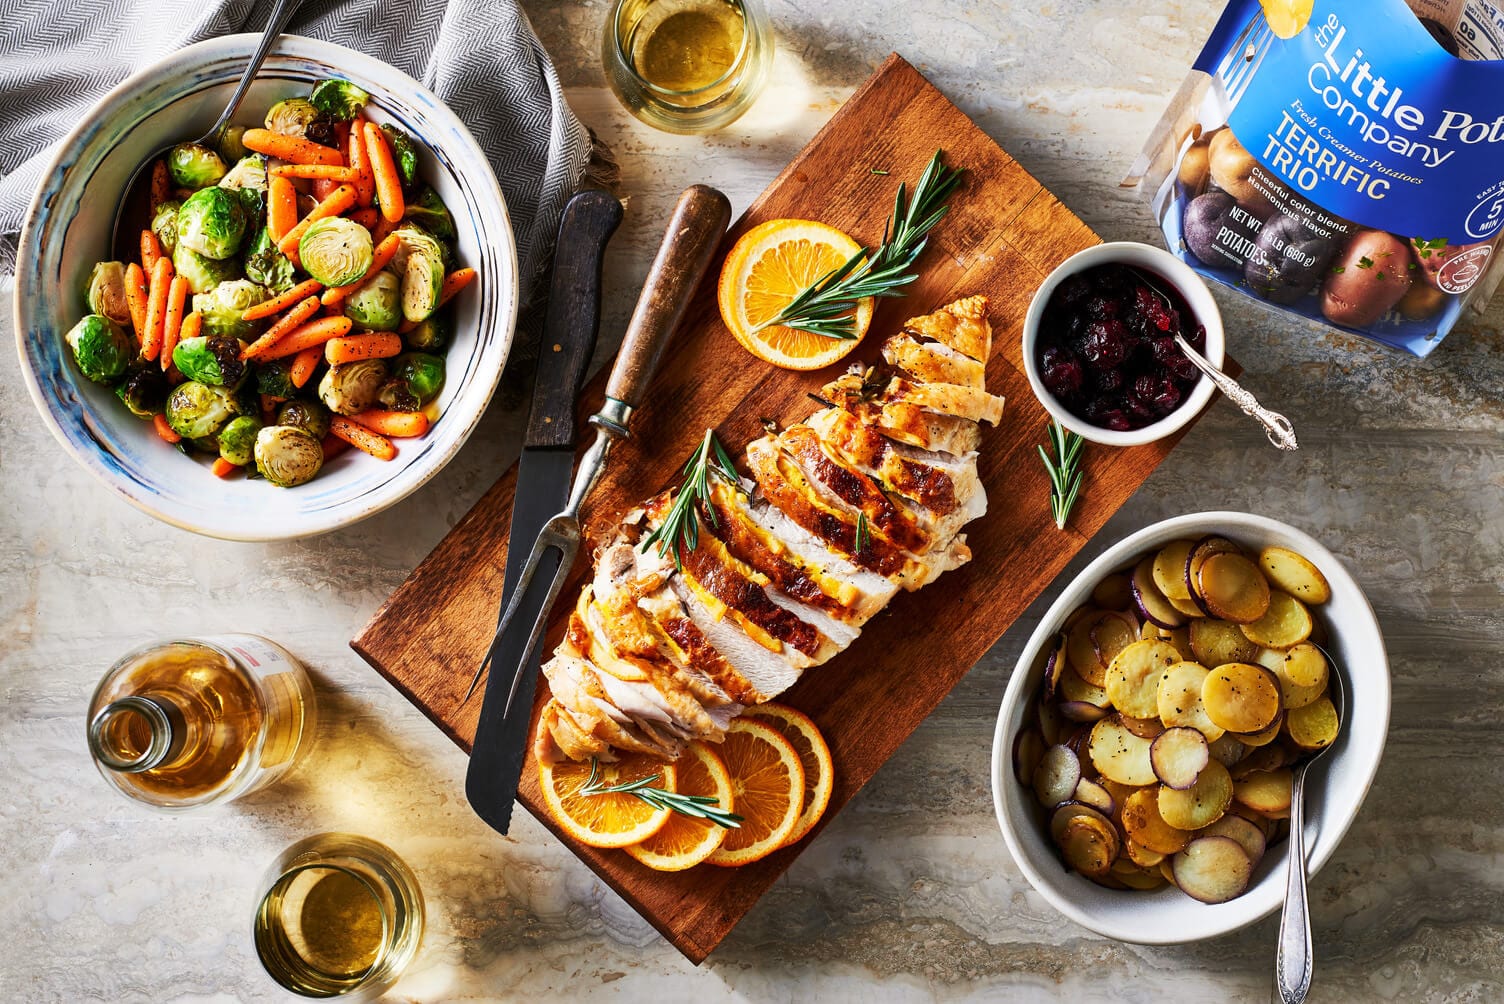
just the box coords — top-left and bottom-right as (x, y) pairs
(742, 703), (834, 846)
(624, 741), (736, 871)
(717, 218), (874, 370)
(706, 717), (805, 866)
(538, 752), (679, 849)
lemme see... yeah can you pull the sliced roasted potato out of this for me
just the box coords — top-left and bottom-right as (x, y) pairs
(1240, 590), (1312, 649)
(1133, 556), (1187, 628)
(1159, 858), (1178, 888)
(1197, 552), (1272, 623)
(1093, 611), (1139, 672)
(1157, 661), (1225, 741)
(1280, 642), (1329, 689)
(1050, 801), (1112, 843)
(1167, 593), (1205, 619)
(1111, 857), (1168, 890)
(1208, 732), (1247, 768)
(1126, 838), (1167, 868)
(1106, 639), (1181, 718)
(1092, 571), (1135, 611)
(1233, 768), (1293, 814)
(1038, 698), (1066, 746)
(1198, 813), (1267, 865)
(1153, 539), (1197, 602)
(1286, 696), (1339, 751)
(1173, 835), (1253, 904)
(1190, 618), (1261, 667)
(1013, 726), (1045, 785)
(1185, 535), (1243, 613)
(1258, 546), (1332, 604)
(1040, 636), (1069, 703)
(1033, 744), (1082, 807)
(1203, 662), (1282, 734)
(1067, 612), (1111, 686)
(1122, 787), (1191, 855)
(1121, 715), (1166, 740)
(1088, 716), (1158, 786)
(1230, 739), (1295, 779)
(1236, 710), (1286, 748)
(1158, 759), (1233, 829)
(1059, 700), (1111, 724)
(1150, 726), (1211, 790)
(1058, 813), (1120, 876)
(1073, 777), (1116, 815)
(1059, 666), (1112, 708)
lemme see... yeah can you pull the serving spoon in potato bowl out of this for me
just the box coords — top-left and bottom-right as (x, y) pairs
(1273, 643), (1347, 1004)
(111, 0), (301, 258)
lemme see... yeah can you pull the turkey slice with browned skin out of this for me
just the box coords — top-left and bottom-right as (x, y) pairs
(820, 371), (982, 456)
(882, 331), (986, 389)
(542, 654), (683, 758)
(903, 293), (992, 361)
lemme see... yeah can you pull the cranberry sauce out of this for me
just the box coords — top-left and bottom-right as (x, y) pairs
(1035, 264), (1206, 432)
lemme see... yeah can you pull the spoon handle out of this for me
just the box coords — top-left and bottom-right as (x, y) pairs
(204, 0), (303, 144)
(1275, 762), (1314, 1003)
(1172, 333), (1298, 451)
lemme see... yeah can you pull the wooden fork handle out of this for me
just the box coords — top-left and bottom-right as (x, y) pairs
(604, 185), (732, 410)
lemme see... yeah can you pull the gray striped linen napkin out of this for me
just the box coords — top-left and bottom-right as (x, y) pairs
(0, 0), (595, 308)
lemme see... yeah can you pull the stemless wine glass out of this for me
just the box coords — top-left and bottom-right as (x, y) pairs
(253, 834), (424, 1000)
(603, 0), (774, 133)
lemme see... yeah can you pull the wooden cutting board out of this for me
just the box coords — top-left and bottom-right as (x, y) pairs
(353, 54), (1226, 963)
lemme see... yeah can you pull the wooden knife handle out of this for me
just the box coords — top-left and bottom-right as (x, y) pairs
(526, 190), (624, 449)
(605, 185), (732, 409)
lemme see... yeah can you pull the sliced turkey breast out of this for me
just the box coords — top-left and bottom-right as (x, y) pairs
(903, 294), (992, 361)
(882, 331), (986, 388)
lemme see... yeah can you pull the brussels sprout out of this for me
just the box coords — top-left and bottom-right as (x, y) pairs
(65, 314), (134, 384)
(173, 244), (241, 295)
(402, 309), (452, 353)
(400, 185), (456, 243)
(277, 398), (332, 440)
(115, 363), (169, 417)
(176, 187), (248, 261)
(150, 201), (181, 256)
(218, 415), (264, 467)
(380, 124), (420, 191)
(389, 226), (445, 324)
(380, 353), (445, 411)
(319, 359), (387, 415)
(343, 271), (401, 331)
(310, 78), (371, 119)
(265, 98), (325, 138)
(168, 142), (228, 189)
(254, 425), (324, 487)
(299, 217), (373, 287)
(193, 279), (269, 339)
(86, 262), (133, 327)
(165, 380), (241, 440)
(219, 125), (249, 164)
(256, 359), (297, 399)
(172, 335), (248, 388)
(187, 436), (222, 455)
(219, 155), (268, 218)
(242, 227), (296, 294)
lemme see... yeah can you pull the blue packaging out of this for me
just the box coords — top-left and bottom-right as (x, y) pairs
(1129, 0), (1504, 355)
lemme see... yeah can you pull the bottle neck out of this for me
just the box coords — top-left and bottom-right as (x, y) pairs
(88, 696), (181, 773)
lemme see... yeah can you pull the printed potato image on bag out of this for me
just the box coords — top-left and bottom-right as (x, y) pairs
(1127, 0), (1504, 355)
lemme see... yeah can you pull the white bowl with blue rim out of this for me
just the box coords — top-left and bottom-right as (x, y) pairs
(12, 34), (518, 541)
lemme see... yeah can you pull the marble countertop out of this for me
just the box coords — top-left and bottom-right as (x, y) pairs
(5, 1), (1504, 1000)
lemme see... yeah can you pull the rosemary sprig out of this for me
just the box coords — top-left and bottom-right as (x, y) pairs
(580, 758), (743, 829)
(1038, 420), (1085, 530)
(639, 429), (741, 569)
(751, 150), (965, 340)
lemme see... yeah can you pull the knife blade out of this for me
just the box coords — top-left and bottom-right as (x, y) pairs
(465, 185), (733, 836)
(461, 189), (624, 706)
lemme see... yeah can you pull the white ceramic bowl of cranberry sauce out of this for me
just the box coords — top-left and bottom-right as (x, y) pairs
(1023, 242), (1225, 448)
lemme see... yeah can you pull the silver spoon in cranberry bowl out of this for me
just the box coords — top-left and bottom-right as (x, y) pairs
(1171, 331), (1299, 450)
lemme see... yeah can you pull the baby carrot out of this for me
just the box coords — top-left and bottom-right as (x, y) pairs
(259, 316), (354, 361)
(244, 278), (324, 321)
(371, 214), (399, 245)
(141, 256), (172, 362)
(278, 184), (358, 259)
(348, 409), (430, 438)
(149, 160), (171, 211)
(140, 230), (165, 273)
(397, 268), (477, 333)
(160, 276), (190, 368)
(330, 416), (397, 461)
(348, 207), (380, 230)
(364, 122), (404, 222)
(325, 331), (401, 365)
(321, 433), (351, 461)
(125, 262), (149, 340)
(168, 312), (203, 371)
(348, 125), (376, 207)
(241, 128), (343, 166)
(290, 345), (323, 388)
(153, 413), (181, 444)
(268, 174), (298, 242)
(240, 296), (322, 360)
(321, 234), (401, 305)
(269, 164), (361, 183)
(211, 457), (242, 478)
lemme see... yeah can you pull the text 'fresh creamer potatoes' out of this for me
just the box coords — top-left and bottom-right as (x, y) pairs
(1126, 0), (1504, 355)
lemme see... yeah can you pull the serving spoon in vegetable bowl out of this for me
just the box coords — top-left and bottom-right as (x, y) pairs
(110, 0), (301, 258)
(1273, 643), (1348, 1003)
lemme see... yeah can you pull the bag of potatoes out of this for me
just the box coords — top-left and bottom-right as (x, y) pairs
(1124, 0), (1504, 356)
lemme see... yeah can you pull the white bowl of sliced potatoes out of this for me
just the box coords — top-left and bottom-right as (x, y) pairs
(990, 511), (1389, 944)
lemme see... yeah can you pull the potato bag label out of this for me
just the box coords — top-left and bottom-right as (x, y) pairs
(1132, 0), (1504, 355)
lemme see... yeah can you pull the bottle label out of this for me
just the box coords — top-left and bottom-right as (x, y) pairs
(198, 634), (312, 771)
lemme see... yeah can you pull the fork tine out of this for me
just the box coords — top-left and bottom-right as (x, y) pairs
(1213, 12), (1261, 81)
(462, 534), (561, 703)
(1223, 22), (1275, 107)
(500, 549), (577, 718)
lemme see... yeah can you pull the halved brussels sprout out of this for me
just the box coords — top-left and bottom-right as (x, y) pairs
(151, 201), (181, 256)
(219, 155), (268, 218)
(402, 309), (452, 353)
(254, 425), (324, 487)
(244, 227), (298, 293)
(299, 217), (374, 287)
(402, 186), (456, 242)
(173, 244), (242, 295)
(310, 78), (370, 119)
(172, 335), (248, 388)
(176, 187), (248, 261)
(390, 226), (445, 324)
(116, 363), (169, 417)
(86, 262), (133, 327)
(218, 415), (264, 467)
(219, 125), (249, 164)
(380, 124), (420, 190)
(256, 359), (297, 399)
(277, 398), (332, 440)
(265, 98), (325, 138)
(319, 359), (387, 415)
(165, 380), (242, 440)
(66, 315), (134, 384)
(193, 279), (269, 340)
(343, 271), (401, 331)
(381, 352), (445, 411)
(167, 142), (228, 189)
